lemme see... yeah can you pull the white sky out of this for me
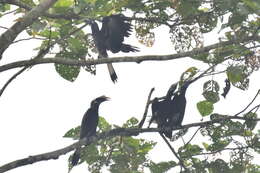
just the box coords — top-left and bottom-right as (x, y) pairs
(0, 12), (259, 173)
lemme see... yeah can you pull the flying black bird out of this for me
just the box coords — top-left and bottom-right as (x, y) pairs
(71, 96), (110, 166)
(90, 14), (139, 82)
(90, 21), (118, 82)
(101, 14), (139, 53)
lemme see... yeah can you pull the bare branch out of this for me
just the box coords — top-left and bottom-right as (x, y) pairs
(138, 88), (155, 128)
(0, 0), (58, 59)
(159, 133), (188, 172)
(234, 89), (260, 116)
(0, 67), (27, 97)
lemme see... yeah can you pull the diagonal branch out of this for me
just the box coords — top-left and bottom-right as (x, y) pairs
(138, 88), (155, 128)
(234, 89), (260, 116)
(0, 35), (258, 73)
(0, 0), (58, 59)
(159, 133), (188, 172)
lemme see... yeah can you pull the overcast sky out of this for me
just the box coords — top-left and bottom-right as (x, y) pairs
(0, 12), (259, 173)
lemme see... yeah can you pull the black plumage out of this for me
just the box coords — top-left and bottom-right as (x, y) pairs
(101, 14), (139, 53)
(90, 21), (118, 83)
(90, 14), (139, 83)
(71, 96), (110, 166)
(221, 79), (231, 98)
(150, 82), (189, 139)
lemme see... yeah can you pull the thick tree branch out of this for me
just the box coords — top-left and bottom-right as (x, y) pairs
(0, 35), (258, 73)
(0, 0), (58, 59)
(0, 115), (259, 173)
(0, 0), (79, 20)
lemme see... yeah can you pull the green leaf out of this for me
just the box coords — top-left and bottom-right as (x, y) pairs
(63, 126), (80, 139)
(202, 80), (220, 103)
(54, 52), (80, 82)
(55, 64), (80, 82)
(244, 112), (257, 130)
(149, 161), (177, 173)
(98, 116), (112, 132)
(123, 117), (139, 128)
(54, 0), (73, 8)
(197, 101), (214, 117)
(202, 142), (209, 151)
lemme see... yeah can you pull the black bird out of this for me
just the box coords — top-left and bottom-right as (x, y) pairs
(90, 14), (139, 82)
(149, 82), (189, 139)
(71, 96), (110, 166)
(101, 14), (139, 53)
(149, 83), (177, 138)
(167, 82), (189, 129)
(90, 21), (118, 82)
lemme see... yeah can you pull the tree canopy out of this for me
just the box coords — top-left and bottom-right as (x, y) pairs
(0, 0), (259, 172)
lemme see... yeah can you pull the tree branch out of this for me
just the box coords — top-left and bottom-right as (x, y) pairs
(0, 0), (78, 20)
(159, 133), (188, 172)
(0, 0), (58, 59)
(234, 89), (260, 116)
(138, 88), (155, 128)
(0, 35), (258, 73)
(0, 67), (27, 97)
(0, 115), (259, 173)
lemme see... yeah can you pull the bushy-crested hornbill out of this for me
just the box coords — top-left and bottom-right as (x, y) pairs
(101, 14), (139, 53)
(90, 14), (139, 83)
(150, 82), (190, 139)
(71, 96), (110, 166)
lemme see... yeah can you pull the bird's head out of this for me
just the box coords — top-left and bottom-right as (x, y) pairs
(91, 95), (110, 107)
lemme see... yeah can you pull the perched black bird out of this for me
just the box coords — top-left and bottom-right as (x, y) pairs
(167, 82), (189, 129)
(71, 96), (110, 166)
(149, 82), (190, 139)
(149, 83), (177, 138)
(90, 14), (139, 82)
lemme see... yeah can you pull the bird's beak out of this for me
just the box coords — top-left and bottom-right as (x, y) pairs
(99, 95), (110, 102)
(104, 96), (110, 101)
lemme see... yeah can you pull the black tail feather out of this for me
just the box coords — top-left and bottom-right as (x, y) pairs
(107, 63), (118, 83)
(71, 149), (80, 166)
(121, 44), (139, 53)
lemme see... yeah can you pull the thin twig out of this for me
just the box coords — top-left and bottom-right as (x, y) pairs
(12, 37), (46, 44)
(138, 88), (155, 128)
(183, 127), (201, 147)
(0, 67), (27, 97)
(234, 89), (260, 116)
(159, 133), (188, 172)
(1, 9), (17, 17)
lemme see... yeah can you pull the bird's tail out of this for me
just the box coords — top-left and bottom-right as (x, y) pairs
(71, 148), (80, 166)
(120, 44), (139, 53)
(107, 63), (118, 83)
